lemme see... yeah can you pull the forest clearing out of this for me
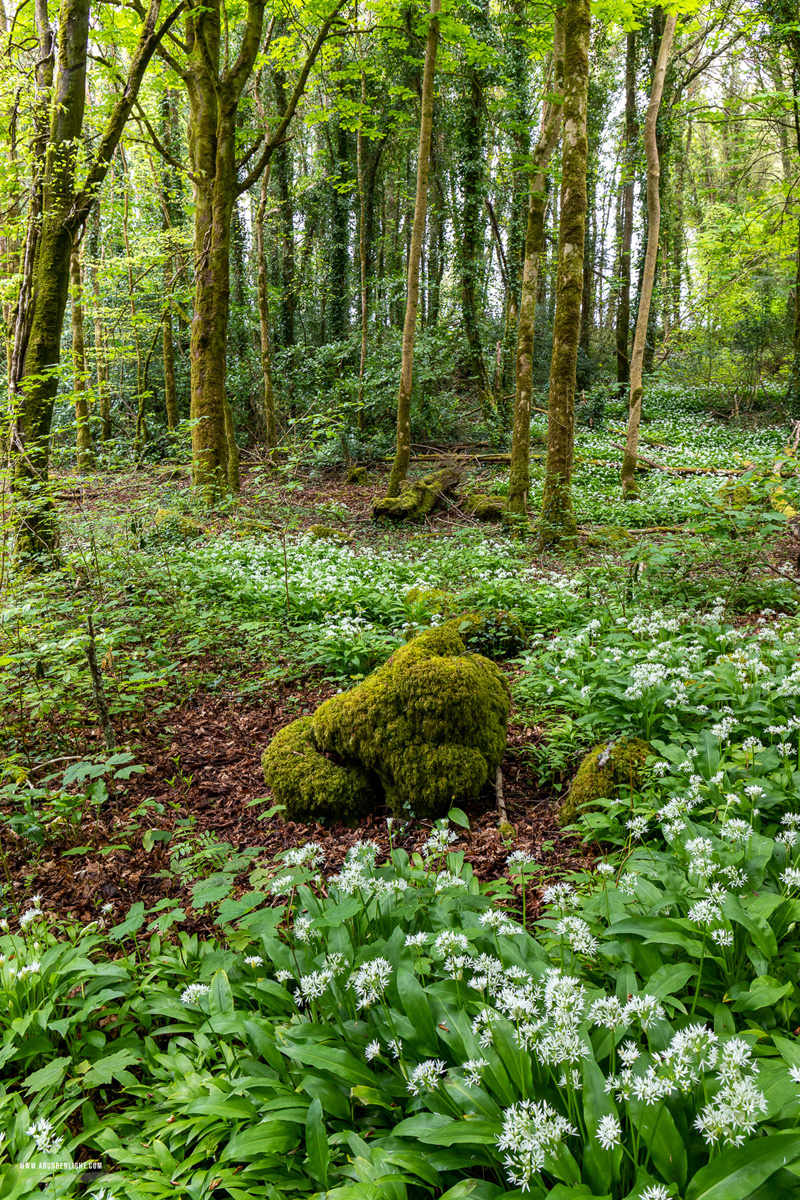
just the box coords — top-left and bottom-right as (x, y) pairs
(4, 0), (800, 1197)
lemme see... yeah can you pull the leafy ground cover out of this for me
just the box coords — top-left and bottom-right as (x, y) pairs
(3, 390), (800, 1197)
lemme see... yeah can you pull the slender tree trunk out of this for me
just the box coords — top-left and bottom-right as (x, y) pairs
(458, 53), (491, 412)
(620, 13), (677, 497)
(273, 68), (296, 349)
(70, 243), (94, 471)
(539, 0), (591, 546)
(616, 31), (637, 387)
(256, 166), (277, 448)
(89, 201), (112, 440)
(507, 11), (565, 522)
(386, 0), (440, 498)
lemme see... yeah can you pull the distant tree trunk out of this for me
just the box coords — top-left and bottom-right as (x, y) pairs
(620, 13), (677, 498)
(273, 69), (296, 349)
(9, 0), (168, 563)
(457, 46), (491, 412)
(255, 166), (277, 448)
(616, 32), (637, 387)
(507, 11), (564, 523)
(539, 0), (590, 546)
(70, 243), (94, 471)
(386, 0), (440, 498)
(89, 200), (112, 440)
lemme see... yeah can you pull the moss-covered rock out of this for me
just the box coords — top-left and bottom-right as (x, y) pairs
(558, 737), (651, 827)
(446, 611), (526, 659)
(153, 509), (204, 541)
(262, 624), (510, 823)
(583, 525), (638, 548)
(308, 524), (348, 542)
(346, 466), (368, 484)
(465, 493), (507, 522)
(261, 716), (372, 824)
(372, 468), (460, 522)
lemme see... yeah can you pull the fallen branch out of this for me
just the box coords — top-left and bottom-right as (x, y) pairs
(495, 767), (508, 825)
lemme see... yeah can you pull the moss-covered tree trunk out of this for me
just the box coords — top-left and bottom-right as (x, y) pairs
(9, 0), (168, 563)
(507, 12), (564, 523)
(70, 243), (94, 472)
(539, 0), (591, 546)
(386, 0), (440, 499)
(616, 32), (637, 388)
(620, 13), (677, 499)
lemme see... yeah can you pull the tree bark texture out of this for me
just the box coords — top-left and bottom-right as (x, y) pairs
(507, 11), (565, 521)
(616, 32), (637, 387)
(256, 167), (277, 448)
(89, 201), (112, 440)
(70, 243), (94, 471)
(386, 0), (440, 498)
(620, 13), (677, 498)
(539, 0), (591, 545)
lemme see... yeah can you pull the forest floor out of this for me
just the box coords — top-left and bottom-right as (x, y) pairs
(2, 389), (798, 934)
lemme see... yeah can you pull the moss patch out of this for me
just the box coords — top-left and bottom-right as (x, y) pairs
(465, 493), (507, 522)
(262, 624), (510, 823)
(308, 524), (348, 542)
(346, 466), (368, 484)
(558, 737), (650, 827)
(372, 468), (460, 522)
(153, 509), (204, 542)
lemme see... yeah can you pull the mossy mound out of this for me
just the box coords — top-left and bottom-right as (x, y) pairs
(558, 737), (651, 827)
(261, 717), (372, 824)
(262, 624), (510, 823)
(446, 612), (526, 659)
(153, 509), (204, 542)
(405, 586), (454, 615)
(465, 493), (507, 522)
(372, 468), (460, 522)
(346, 466), (368, 484)
(308, 524), (348, 542)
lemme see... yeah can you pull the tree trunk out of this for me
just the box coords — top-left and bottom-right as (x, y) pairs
(273, 68), (296, 349)
(507, 11), (565, 523)
(458, 52), (491, 412)
(620, 14), (677, 498)
(89, 201), (112, 440)
(616, 31), (637, 387)
(9, 0), (169, 563)
(70, 243), (94, 471)
(386, 0), (440, 498)
(539, 0), (591, 546)
(256, 166), (277, 448)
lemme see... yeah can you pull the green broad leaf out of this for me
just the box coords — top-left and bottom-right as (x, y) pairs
(607, 916), (703, 954)
(385, 1149), (442, 1187)
(447, 807), (470, 828)
(287, 1045), (376, 1086)
(629, 1100), (686, 1186)
(350, 1086), (399, 1111)
(393, 1115), (498, 1145)
(215, 892), (266, 924)
(108, 902), (145, 940)
(218, 1120), (299, 1162)
(732, 976), (792, 1012)
(545, 1187), (610, 1199)
(191, 872), (234, 910)
(639, 962), (698, 998)
(438, 1183), (504, 1200)
(82, 1048), (140, 1087)
(396, 967), (439, 1052)
(581, 1058), (622, 1189)
(722, 894), (778, 959)
(23, 1055), (71, 1094)
(306, 1096), (329, 1187)
(209, 969), (234, 1015)
(685, 1131), (800, 1200)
